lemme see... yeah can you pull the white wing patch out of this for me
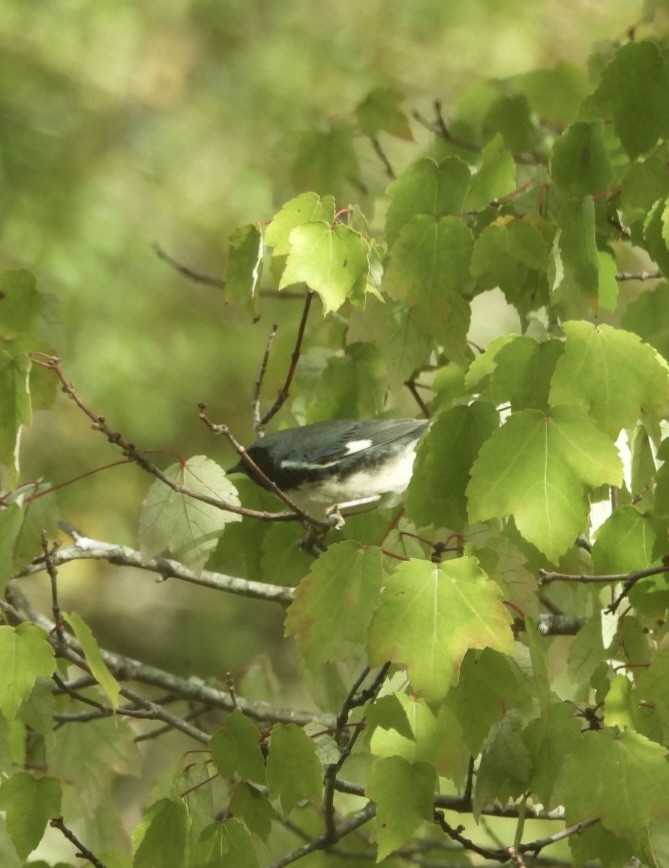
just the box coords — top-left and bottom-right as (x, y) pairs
(343, 438), (373, 455)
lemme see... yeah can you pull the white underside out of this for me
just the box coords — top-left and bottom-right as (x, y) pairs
(287, 445), (418, 511)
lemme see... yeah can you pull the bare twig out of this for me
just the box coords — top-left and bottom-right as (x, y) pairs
(199, 405), (334, 530)
(404, 376), (431, 419)
(370, 134), (395, 179)
(153, 243), (226, 288)
(42, 533), (65, 645)
(1, 585), (335, 730)
(268, 802), (377, 868)
(323, 664), (390, 842)
(50, 816), (106, 868)
(253, 324), (278, 430)
(32, 354), (303, 525)
(335, 778), (569, 820)
(615, 268), (662, 281)
(539, 563), (669, 588)
(259, 289), (315, 428)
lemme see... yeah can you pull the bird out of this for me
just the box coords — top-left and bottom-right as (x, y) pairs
(227, 417), (429, 514)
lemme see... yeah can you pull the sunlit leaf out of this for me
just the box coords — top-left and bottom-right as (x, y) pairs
(367, 557), (513, 703)
(280, 222), (369, 313)
(467, 406), (622, 560)
(264, 193), (336, 255)
(550, 321), (669, 437)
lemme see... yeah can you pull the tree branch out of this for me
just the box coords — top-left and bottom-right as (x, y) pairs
(539, 563), (669, 588)
(15, 532), (295, 604)
(2, 585), (334, 730)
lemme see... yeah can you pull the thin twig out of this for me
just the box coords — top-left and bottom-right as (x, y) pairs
(404, 377), (431, 419)
(539, 563), (669, 587)
(323, 663), (391, 841)
(153, 243), (226, 288)
(253, 324), (278, 430)
(2, 585), (335, 729)
(199, 404), (333, 529)
(15, 533), (296, 604)
(259, 289), (315, 428)
(50, 816), (106, 868)
(42, 533), (65, 646)
(32, 354), (303, 525)
(268, 802), (376, 868)
(370, 134), (395, 179)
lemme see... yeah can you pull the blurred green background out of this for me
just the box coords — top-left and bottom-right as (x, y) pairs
(1, 0), (653, 677)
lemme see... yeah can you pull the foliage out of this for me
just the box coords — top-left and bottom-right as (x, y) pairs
(5, 14), (669, 868)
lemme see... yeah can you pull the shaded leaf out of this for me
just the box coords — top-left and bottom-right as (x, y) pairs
(225, 223), (263, 315)
(194, 819), (259, 868)
(406, 402), (498, 530)
(464, 134), (516, 210)
(366, 756), (436, 861)
(590, 40), (669, 158)
(285, 542), (383, 669)
(210, 710), (266, 785)
(385, 157), (470, 244)
(551, 121), (612, 197)
(139, 455), (241, 573)
(133, 797), (190, 868)
(266, 724), (322, 815)
(356, 87), (412, 140)
(0, 352), (31, 483)
(556, 730), (669, 849)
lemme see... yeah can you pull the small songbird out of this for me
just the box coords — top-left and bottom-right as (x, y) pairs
(228, 418), (429, 513)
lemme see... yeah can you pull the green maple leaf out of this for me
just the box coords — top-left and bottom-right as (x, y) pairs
(467, 406), (622, 561)
(406, 401), (498, 530)
(280, 221), (369, 313)
(284, 542), (384, 669)
(266, 724), (322, 815)
(356, 87), (413, 140)
(138, 455), (241, 573)
(556, 730), (669, 849)
(385, 157), (470, 244)
(366, 756), (436, 861)
(590, 40), (669, 158)
(264, 192), (335, 255)
(550, 321), (669, 437)
(367, 557), (513, 703)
